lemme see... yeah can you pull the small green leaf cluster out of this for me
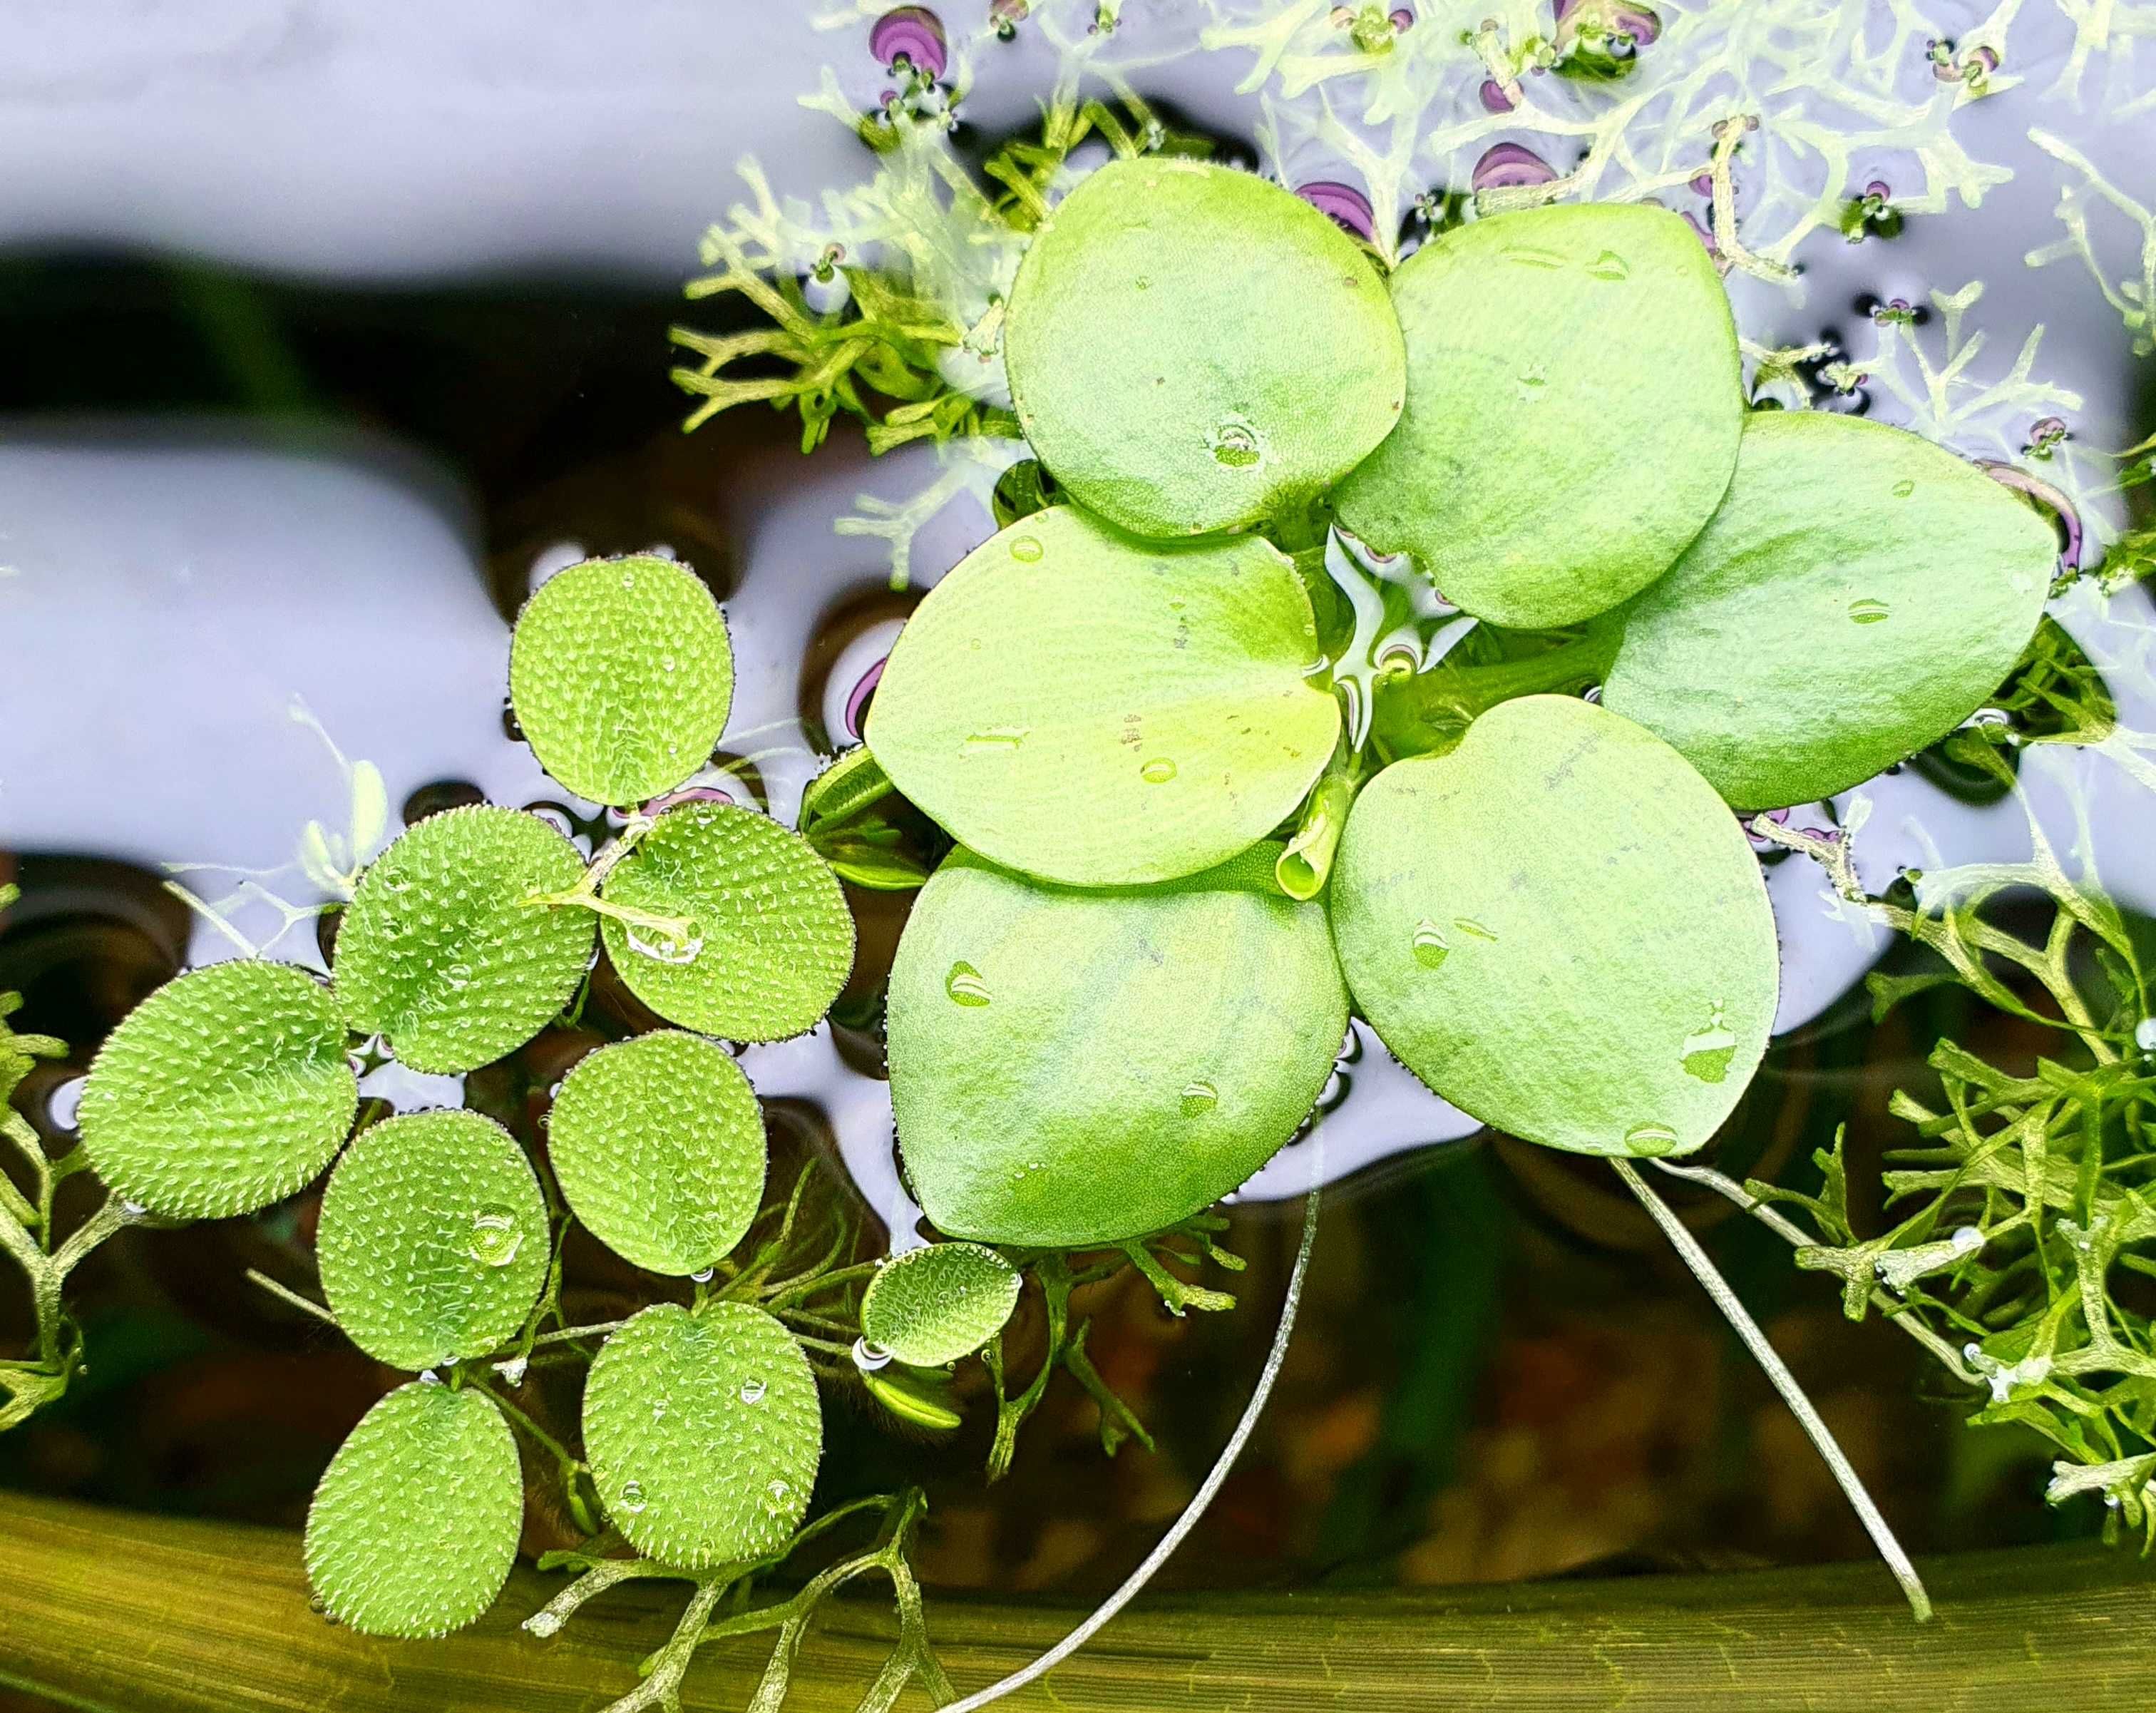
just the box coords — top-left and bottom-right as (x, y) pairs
(859, 159), (2057, 1249)
(65, 554), (885, 1645)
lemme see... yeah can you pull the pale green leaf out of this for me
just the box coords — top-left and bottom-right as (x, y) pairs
(860, 1242), (1021, 1366)
(1600, 411), (2058, 809)
(599, 803), (853, 1042)
(77, 960), (356, 1219)
(866, 506), (1340, 888)
(1330, 695), (1777, 1159)
(334, 807), (595, 1074)
(316, 1110), (550, 1370)
(1335, 203), (1742, 628)
(1003, 157), (1405, 538)
(548, 1031), (766, 1277)
(580, 1302), (819, 1568)
(888, 846), (1345, 1246)
(303, 1380), (521, 1638)
(508, 554), (734, 807)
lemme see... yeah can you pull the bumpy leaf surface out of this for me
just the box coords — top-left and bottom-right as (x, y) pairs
(316, 1110), (550, 1370)
(1330, 696), (1777, 1160)
(860, 1242), (1020, 1366)
(866, 507), (1340, 887)
(548, 1031), (765, 1277)
(599, 803), (853, 1041)
(78, 960), (356, 1219)
(1335, 203), (1742, 628)
(1600, 411), (2058, 808)
(1002, 157), (1405, 537)
(581, 1302), (819, 1568)
(888, 846), (1346, 1246)
(508, 554), (734, 807)
(304, 1380), (520, 1638)
(334, 806), (594, 1074)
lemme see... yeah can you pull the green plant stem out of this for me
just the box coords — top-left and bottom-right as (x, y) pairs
(1371, 628), (1617, 760)
(1275, 740), (1361, 901)
(1611, 1159), (1931, 1622)
(242, 1268), (339, 1327)
(472, 1380), (585, 1481)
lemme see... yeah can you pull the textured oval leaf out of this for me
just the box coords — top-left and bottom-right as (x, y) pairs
(1601, 411), (2058, 809)
(1003, 157), (1405, 537)
(889, 847), (1346, 1246)
(548, 1031), (766, 1276)
(866, 507), (1340, 887)
(599, 803), (853, 1042)
(1335, 203), (1742, 628)
(334, 807), (595, 1074)
(1330, 695), (1777, 1160)
(304, 1381), (520, 1638)
(581, 1302), (819, 1568)
(317, 1110), (550, 1370)
(860, 1242), (1021, 1366)
(508, 554), (734, 807)
(78, 960), (356, 1219)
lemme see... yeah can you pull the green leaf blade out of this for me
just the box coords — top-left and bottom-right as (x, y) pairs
(1335, 203), (1743, 628)
(77, 960), (357, 1219)
(334, 807), (595, 1075)
(580, 1302), (820, 1568)
(1330, 695), (1777, 1160)
(599, 803), (854, 1041)
(888, 848), (1347, 1246)
(304, 1380), (522, 1638)
(508, 555), (734, 807)
(548, 1031), (766, 1277)
(860, 1242), (1021, 1366)
(1601, 411), (2058, 809)
(1003, 158), (1405, 538)
(316, 1110), (550, 1371)
(866, 507), (1340, 888)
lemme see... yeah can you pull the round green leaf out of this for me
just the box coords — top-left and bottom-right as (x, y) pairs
(508, 554), (734, 807)
(1330, 695), (1777, 1160)
(888, 846), (1347, 1246)
(334, 806), (595, 1074)
(548, 1031), (766, 1277)
(860, 1242), (1021, 1366)
(317, 1110), (550, 1370)
(304, 1380), (521, 1638)
(1002, 157), (1405, 538)
(78, 960), (356, 1219)
(598, 803), (853, 1042)
(581, 1302), (819, 1568)
(866, 506), (1340, 888)
(1335, 203), (1742, 628)
(1600, 411), (2058, 809)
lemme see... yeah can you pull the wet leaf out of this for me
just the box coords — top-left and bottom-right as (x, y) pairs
(508, 554), (734, 807)
(599, 803), (853, 1041)
(1335, 203), (1742, 627)
(77, 960), (356, 1219)
(860, 1242), (1021, 1366)
(1600, 411), (2058, 808)
(547, 1031), (765, 1277)
(866, 507), (1340, 888)
(303, 1380), (520, 1639)
(334, 807), (595, 1074)
(316, 1110), (550, 1370)
(1330, 695), (1777, 1159)
(1003, 157), (1405, 537)
(888, 846), (1345, 1246)
(581, 1302), (819, 1568)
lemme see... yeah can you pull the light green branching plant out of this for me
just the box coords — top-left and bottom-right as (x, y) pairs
(0, 886), (142, 1430)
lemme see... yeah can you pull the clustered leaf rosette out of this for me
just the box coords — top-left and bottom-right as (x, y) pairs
(866, 158), (2058, 1249)
(67, 554), (1023, 1642)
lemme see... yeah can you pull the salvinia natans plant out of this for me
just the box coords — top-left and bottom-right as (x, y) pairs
(841, 158), (2057, 1622)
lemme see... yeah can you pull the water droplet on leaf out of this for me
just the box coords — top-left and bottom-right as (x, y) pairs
(468, 1205), (523, 1267)
(1411, 919), (1450, 968)
(1679, 1001), (1738, 1083)
(1010, 536), (1044, 563)
(1180, 1080), (1218, 1117)
(739, 1377), (768, 1406)
(851, 1337), (893, 1372)
(1623, 1121), (1680, 1155)
(619, 1479), (647, 1514)
(1140, 756), (1178, 784)
(1849, 598), (1891, 624)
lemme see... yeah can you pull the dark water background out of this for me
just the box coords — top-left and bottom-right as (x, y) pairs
(1, 8), (2154, 1662)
